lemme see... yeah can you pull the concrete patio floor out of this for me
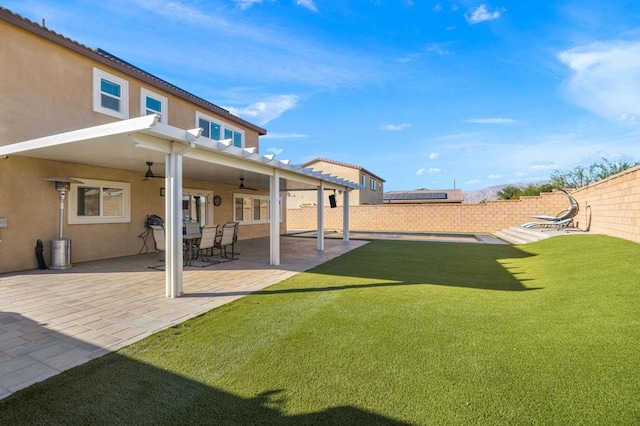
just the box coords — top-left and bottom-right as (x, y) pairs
(0, 236), (368, 400)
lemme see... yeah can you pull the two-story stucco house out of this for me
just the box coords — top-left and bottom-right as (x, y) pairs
(0, 7), (358, 296)
(287, 158), (385, 208)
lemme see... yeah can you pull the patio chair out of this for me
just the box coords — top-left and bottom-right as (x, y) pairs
(184, 221), (201, 235)
(188, 225), (220, 267)
(521, 189), (579, 229)
(148, 225), (165, 270)
(213, 221), (239, 260)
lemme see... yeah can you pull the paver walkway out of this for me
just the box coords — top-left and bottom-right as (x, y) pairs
(0, 236), (367, 400)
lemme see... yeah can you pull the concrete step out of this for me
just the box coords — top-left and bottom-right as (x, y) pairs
(493, 226), (553, 244)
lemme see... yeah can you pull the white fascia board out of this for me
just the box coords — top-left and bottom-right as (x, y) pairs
(0, 114), (159, 156)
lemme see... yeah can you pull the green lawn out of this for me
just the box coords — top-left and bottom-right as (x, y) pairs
(1, 235), (638, 425)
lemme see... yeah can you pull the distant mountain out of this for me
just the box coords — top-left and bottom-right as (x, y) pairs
(462, 182), (550, 203)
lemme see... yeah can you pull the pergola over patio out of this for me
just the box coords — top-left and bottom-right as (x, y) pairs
(0, 115), (360, 298)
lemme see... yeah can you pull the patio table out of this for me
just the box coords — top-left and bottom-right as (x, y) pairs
(183, 233), (201, 266)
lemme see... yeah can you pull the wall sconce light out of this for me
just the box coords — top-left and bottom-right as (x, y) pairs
(160, 187), (165, 197)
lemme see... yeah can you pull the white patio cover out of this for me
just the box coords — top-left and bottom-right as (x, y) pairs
(0, 115), (359, 297)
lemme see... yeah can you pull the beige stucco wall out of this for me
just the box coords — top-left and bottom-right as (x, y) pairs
(0, 20), (261, 147)
(0, 156), (282, 272)
(0, 19), (276, 272)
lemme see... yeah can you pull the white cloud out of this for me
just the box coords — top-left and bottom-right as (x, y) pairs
(528, 162), (558, 171)
(466, 117), (517, 124)
(558, 40), (640, 124)
(381, 123), (411, 131)
(428, 168), (442, 174)
(261, 132), (309, 139)
(488, 174), (502, 179)
(433, 4), (442, 12)
(296, 0), (318, 12)
(226, 94), (299, 125)
(465, 4), (503, 24)
(232, 0), (264, 9)
(428, 152), (440, 160)
(465, 179), (482, 185)
(416, 168), (426, 175)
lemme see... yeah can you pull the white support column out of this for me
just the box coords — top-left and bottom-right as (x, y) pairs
(343, 189), (350, 242)
(317, 183), (325, 251)
(164, 146), (184, 298)
(269, 170), (281, 265)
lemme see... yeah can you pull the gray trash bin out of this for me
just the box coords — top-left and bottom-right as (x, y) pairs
(50, 238), (72, 269)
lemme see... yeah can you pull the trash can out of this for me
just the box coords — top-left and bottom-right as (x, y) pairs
(50, 238), (72, 269)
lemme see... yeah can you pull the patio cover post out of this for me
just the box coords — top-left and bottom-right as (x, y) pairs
(269, 170), (280, 265)
(165, 147), (184, 298)
(343, 189), (350, 242)
(317, 183), (325, 251)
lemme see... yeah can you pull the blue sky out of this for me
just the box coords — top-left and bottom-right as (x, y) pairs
(5, 0), (640, 191)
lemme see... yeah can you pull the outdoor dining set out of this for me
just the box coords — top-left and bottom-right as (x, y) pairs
(148, 221), (240, 268)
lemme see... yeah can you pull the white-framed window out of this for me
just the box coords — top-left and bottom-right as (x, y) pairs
(196, 112), (244, 148)
(233, 194), (282, 223)
(92, 68), (128, 119)
(68, 178), (131, 224)
(370, 179), (377, 190)
(140, 88), (168, 122)
(361, 175), (366, 187)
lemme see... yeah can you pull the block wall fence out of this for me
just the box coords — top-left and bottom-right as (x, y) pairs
(287, 164), (640, 244)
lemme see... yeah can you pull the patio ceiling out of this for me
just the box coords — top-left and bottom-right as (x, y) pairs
(0, 115), (358, 191)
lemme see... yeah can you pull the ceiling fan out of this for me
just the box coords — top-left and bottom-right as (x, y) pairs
(143, 162), (164, 180)
(229, 177), (258, 191)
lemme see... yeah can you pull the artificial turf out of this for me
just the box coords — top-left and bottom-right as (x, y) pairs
(0, 234), (638, 425)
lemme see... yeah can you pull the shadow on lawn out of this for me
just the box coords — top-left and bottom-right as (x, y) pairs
(187, 240), (540, 297)
(0, 350), (409, 425)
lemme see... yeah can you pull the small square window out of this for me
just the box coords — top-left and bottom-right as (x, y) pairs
(141, 88), (168, 122)
(93, 68), (128, 119)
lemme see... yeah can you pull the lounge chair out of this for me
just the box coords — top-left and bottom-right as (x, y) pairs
(521, 189), (579, 229)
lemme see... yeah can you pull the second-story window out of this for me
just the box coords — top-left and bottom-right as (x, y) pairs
(370, 179), (377, 190)
(197, 112), (244, 148)
(141, 88), (168, 122)
(93, 68), (128, 119)
(361, 175), (366, 187)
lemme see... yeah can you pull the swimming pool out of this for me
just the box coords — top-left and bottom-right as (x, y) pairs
(289, 230), (506, 244)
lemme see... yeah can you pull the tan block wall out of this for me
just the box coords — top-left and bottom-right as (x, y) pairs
(289, 167), (640, 244)
(288, 191), (567, 233)
(572, 165), (640, 243)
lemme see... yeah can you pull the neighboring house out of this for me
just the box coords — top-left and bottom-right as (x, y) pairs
(0, 7), (357, 293)
(288, 158), (385, 208)
(383, 189), (464, 204)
